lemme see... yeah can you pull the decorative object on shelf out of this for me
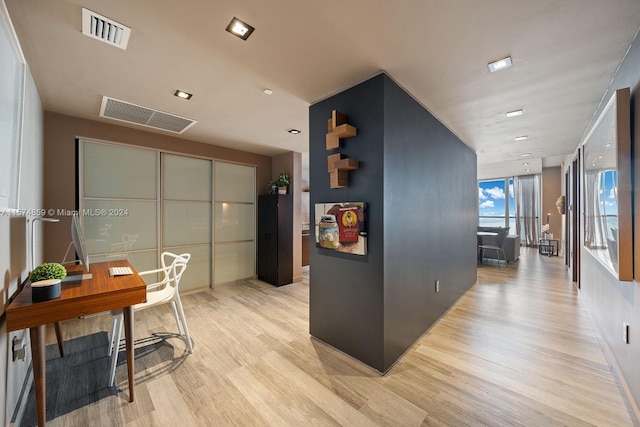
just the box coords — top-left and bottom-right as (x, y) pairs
(556, 195), (566, 214)
(274, 172), (290, 194)
(30, 262), (67, 302)
(541, 213), (552, 238)
(326, 110), (360, 188)
(314, 202), (367, 255)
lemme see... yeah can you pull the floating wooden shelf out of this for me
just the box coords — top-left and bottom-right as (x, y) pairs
(327, 153), (345, 171)
(326, 134), (341, 151)
(329, 110), (346, 131)
(332, 124), (357, 138)
(333, 158), (359, 170)
(325, 109), (359, 188)
(325, 110), (357, 151)
(330, 170), (349, 189)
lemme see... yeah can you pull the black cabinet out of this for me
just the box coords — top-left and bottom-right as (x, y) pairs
(258, 194), (293, 286)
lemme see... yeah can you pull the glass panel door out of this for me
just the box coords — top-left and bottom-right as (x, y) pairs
(81, 140), (158, 276)
(213, 161), (255, 285)
(162, 153), (212, 292)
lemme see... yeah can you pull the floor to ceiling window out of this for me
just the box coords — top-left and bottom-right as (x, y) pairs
(478, 178), (511, 228)
(479, 176), (540, 245)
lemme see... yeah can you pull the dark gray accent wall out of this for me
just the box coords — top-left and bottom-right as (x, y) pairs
(309, 73), (477, 372)
(309, 75), (386, 370)
(382, 76), (478, 367)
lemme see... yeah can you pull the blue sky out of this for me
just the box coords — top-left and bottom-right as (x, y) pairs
(599, 170), (618, 215)
(478, 179), (514, 217)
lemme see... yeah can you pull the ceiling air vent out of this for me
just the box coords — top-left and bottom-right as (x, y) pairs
(99, 97), (197, 134)
(82, 8), (131, 50)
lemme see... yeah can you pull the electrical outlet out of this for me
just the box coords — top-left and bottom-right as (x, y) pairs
(435, 280), (440, 293)
(623, 322), (630, 344)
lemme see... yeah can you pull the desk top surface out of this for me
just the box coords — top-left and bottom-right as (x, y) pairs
(6, 260), (146, 331)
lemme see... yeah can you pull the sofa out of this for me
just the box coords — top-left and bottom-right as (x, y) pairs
(477, 226), (521, 263)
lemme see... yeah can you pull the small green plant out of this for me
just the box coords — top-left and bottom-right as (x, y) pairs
(30, 262), (67, 282)
(275, 172), (290, 187)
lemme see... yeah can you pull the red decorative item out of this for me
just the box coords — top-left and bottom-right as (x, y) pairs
(338, 207), (359, 243)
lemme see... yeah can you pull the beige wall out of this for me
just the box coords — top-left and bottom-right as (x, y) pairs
(542, 166), (562, 250)
(42, 112), (272, 263)
(272, 152), (303, 283)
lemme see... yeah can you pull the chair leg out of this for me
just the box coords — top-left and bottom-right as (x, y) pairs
(109, 313), (123, 387)
(170, 301), (184, 336)
(107, 315), (118, 356)
(173, 295), (193, 353)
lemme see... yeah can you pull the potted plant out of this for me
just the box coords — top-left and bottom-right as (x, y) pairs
(30, 262), (67, 302)
(275, 172), (290, 194)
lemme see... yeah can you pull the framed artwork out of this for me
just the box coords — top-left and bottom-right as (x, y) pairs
(314, 202), (366, 256)
(582, 87), (632, 281)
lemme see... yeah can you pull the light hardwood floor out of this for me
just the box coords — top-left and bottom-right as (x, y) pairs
(21, 248), (636, 426)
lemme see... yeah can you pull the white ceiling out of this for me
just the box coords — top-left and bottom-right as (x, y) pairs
(6, 0), (640, 179)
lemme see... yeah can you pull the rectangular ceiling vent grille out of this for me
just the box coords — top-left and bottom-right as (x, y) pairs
(82, 8), (131, 50)
(99, 97), (197, 134)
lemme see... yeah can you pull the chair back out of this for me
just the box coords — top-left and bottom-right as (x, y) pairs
(162, 252), (191, 291)
(495, 230), (508, 248)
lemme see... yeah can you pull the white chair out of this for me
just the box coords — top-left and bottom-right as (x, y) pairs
(108, 252), (193, 387)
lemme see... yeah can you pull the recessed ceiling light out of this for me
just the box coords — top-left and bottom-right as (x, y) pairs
(226, 17), (255, 41)
(506, 109), (523, 118)
(524, 168), (531, 172)
(522, 162), (529, 166)
(288, 129), (301, 134)
(263, 88), (273, 95)
(488, 56), (512, 72)
(174, 90), (192, 100)
(514, 136), (528, 141)
(520, 153), (531, 157)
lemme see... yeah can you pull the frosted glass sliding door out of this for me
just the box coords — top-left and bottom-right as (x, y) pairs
(81, 141), (256, 290)
(214, 161), (255, 285)
(162, 153), (212, 292)
(81, 140), (158, 275)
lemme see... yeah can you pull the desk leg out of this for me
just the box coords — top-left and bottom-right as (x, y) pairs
(30, 324), (46, 427)
(123, 306), (135, 402)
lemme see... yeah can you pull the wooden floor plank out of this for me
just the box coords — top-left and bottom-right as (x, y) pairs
(19, 248), (635, 426)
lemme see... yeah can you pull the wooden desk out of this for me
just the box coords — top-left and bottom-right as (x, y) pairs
(6, 261), (146, 426)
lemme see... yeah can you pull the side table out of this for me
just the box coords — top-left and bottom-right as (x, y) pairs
(538, 238), (559, 256)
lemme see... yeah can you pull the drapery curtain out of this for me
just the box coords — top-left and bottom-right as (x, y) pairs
(584, 169), (607, 249)
(514, 175), (539, 246)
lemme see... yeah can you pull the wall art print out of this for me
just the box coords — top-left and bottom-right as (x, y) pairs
(315, 202), (367, 255)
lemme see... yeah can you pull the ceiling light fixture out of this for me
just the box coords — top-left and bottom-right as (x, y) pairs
(488, 56), (512, 72)
(522, 162), (529, 166)
(288, 129), (301, 135)
(524, 168), (531, 172)
(174, 90), (192, 100)
(226, 17), (255, 41)
(514, 136), (528, 141)
(506, 109), (523, 118)
(520, 153), (531, 157)
(263, 89), (273, 95)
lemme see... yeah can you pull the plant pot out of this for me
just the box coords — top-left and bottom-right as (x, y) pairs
(31, 279), (61, 302)
(278, 187), (287, 195)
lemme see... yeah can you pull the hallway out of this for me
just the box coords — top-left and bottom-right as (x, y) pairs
(22, 248), (635, 426)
